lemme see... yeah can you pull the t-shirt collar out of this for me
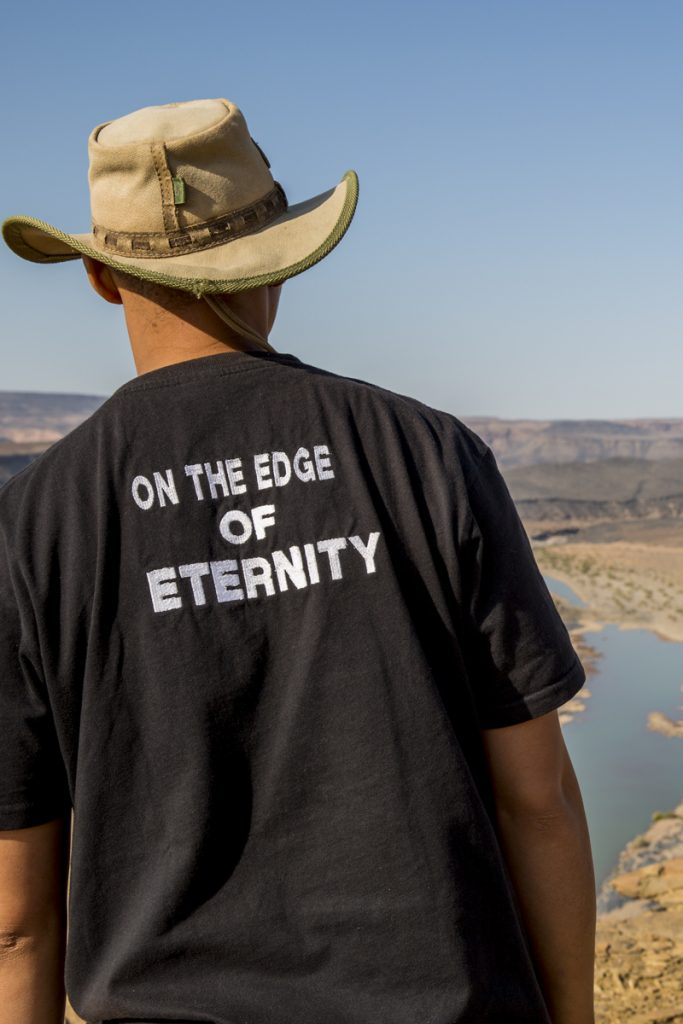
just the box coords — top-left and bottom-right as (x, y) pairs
(115, 349), (304, 394)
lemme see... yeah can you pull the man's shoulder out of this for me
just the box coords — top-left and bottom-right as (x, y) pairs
(293, 356), (491, 477)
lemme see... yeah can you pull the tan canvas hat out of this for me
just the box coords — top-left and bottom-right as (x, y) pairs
(2, 98), (359, 299)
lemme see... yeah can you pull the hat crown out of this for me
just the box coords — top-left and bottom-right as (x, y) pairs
(88, 98), (276, 239)
(95, 99), (226, 146)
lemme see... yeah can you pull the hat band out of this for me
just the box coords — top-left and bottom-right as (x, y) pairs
(92, 182), (287, 259)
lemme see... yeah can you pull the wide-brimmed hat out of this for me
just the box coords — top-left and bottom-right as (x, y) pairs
(2, 98), (358, 297)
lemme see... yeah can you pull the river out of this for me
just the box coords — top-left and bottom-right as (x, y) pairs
(544, 575), (683, 886)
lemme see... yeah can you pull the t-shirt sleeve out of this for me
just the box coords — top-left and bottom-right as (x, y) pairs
(0, 522), (71, 829)
(459, 445), (586, 729)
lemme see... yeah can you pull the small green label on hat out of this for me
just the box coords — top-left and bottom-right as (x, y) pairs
(172, 177), (186, 205)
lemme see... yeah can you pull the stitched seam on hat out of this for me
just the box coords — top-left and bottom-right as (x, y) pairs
(151, 142), (179, 234)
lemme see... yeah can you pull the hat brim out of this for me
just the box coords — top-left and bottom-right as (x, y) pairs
(2, 170), (358, 295)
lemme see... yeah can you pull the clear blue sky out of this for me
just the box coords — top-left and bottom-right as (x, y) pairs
(1, 0), (682, 419)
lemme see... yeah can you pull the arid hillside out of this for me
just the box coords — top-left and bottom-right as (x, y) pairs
(504, 456), (683, 542)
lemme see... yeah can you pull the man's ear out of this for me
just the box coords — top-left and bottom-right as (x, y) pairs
(82, 255), (124, 305)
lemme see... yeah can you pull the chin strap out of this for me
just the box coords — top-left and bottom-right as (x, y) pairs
(203, 294), (277, 353)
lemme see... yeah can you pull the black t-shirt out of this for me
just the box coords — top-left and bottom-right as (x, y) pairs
(0, 350), (585, 1024)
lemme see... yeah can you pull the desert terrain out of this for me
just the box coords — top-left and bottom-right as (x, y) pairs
(593, 803), (683, 1021)
(536, 540), (683, 645)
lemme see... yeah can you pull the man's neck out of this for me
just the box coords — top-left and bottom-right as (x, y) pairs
(123, 298), (272, 377)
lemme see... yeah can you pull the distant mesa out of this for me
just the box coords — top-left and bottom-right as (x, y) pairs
(0, 391), (105, 443)
(463, 415), (683, 468)
(0, 391), (105, 487)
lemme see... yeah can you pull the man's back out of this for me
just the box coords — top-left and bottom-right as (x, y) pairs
(0, 349), (585, 1024)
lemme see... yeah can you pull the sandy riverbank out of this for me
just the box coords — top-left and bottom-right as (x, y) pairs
(595, 803), (683, 1022)
(534, 540), (683, 644)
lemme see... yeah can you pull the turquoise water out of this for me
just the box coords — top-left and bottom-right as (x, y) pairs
(543, 573), (683, 884)
(561, 620), (683, 885)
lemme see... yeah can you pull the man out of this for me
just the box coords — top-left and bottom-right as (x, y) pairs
(0, 98), (595, 1024)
